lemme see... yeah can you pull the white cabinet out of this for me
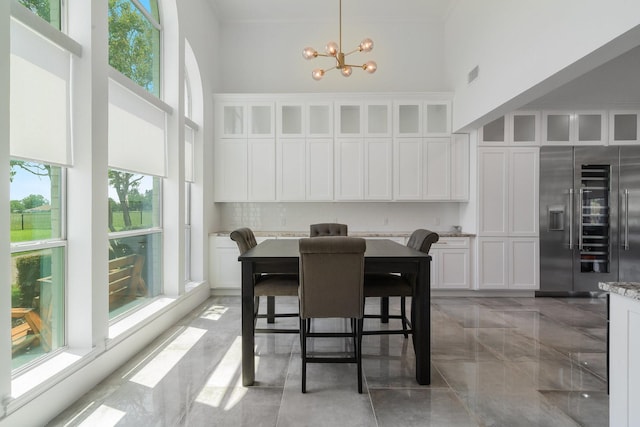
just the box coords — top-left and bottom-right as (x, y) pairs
(423, 138), (450, 200)
(364, 138), (393, 200)
(277, 101), (333, 138)
(431, 237), (471, 289)
(609, 110), (640, 145)
(277, 138), (333, 201)
(215, 100), (275, 201)
(424, 101), (452, 137)
(542, 110), (607, 145)
(214, 139), (247, 201)
(477, 237), (538, 290)
(479, 111), (540, 146)
(335, 138), (364, 200)
(394, 137), (454, 201)
(394, 138), (422, 200)
(477, 146), (539, 290)
(248, 139), (276, 201)
(336, 102), (363, 137)
(394, 100), (422, 137)
(451, 133), (470, 201)
(365, 101), (392, 137)
(609, 293), (640, 427)
(478, 147), (538, 236)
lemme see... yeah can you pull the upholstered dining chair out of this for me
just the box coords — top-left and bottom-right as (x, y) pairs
(230, 227), (299, 333)
(363, 229), (439, 338)
(309, 223), (348, 237)
(298, 236), (366, 393)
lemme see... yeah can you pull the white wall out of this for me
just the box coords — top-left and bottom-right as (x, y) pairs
(217, 202), (463, 234)
(445, 0), (640, 132)
(219, 20), (447, 93)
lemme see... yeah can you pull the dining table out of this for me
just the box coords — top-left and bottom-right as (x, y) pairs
(238, 238), (432, 386)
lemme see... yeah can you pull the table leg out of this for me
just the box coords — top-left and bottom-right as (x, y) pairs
(380, 296), (389, 323)
(241, 261), (256, 386)
(413, 257), (431, 385)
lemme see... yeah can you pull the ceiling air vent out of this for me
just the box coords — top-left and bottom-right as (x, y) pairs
(468, 65), (479, 83)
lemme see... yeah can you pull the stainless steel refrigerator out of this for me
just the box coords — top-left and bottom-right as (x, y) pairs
(538, 145), (640, 295)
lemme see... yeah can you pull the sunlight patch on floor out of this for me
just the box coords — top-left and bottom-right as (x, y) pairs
(77, 404), (125, 427)
(195, 336), (257, 410)
(129, 326), (207, 388)
(199, 305), (229, 321)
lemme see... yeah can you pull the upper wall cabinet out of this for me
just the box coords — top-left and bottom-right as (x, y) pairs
(424, 101), (452, 137)
(479, 112), (540, 146)
(217, 101), (275, 138)
(277, 101), (333, 138)
(609, 110), (640, 145)
(336, 102), (363, 137)
(542, 111), (607, 145)
(365, 101), (392, 137)
(394, 100), (452, 138)
(394, 101), (422, 137)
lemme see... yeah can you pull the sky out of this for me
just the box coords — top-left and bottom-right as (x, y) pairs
(10, 165), (154, 203)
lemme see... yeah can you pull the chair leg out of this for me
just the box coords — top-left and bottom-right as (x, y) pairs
(300, 317), (307, 393)
(357, 318), (363, 394)
(267, 296), (275, 324)
(400, 296), (409, 339)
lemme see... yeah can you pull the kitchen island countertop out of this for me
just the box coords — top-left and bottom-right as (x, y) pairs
(599, 282), (640, 301)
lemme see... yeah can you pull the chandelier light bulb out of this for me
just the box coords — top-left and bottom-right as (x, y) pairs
(302, 0), (377, 80)
(312, 69), (325, 80)
(359, 38), (374, 52)
(302, 47), (318, 60)
(325, 41), (339, 57)
(364, 61), (377, 74)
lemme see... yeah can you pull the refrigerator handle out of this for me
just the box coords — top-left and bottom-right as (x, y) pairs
(624, 189), (630, 250)
(568, 189), (574, 250)
(578, 188), (584, 251)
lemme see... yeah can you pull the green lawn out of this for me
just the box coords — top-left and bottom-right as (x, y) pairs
(10, 229), (53, 243)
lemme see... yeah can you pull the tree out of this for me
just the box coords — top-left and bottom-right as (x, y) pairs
(108, 0), (155, 93)
(22, 194), (49, 210)
(108, 170), (143, 230)
(18, 0), (51, 23)
(10, 200), (25, 213)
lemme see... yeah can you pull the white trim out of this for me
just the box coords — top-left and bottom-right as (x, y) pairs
(185, 116), (199, 131)
(9, 239), (66, 253)
(108, 228), (163, 240)
(108, 67), (173, 115)
(10, 1), (82, 57)
(130, 0), (161, 31)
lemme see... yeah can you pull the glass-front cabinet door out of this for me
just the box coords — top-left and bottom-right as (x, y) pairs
(424, 101), (451, 137)
(609, 110), (640, 145)
(511, 111), (540, 145)
(480, 116), (507, 145)
(394, 101), (422, 137)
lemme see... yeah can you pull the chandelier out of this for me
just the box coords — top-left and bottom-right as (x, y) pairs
(302, 0), (377, 80)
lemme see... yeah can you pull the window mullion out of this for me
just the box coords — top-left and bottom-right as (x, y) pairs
(130, 0), (161, 31)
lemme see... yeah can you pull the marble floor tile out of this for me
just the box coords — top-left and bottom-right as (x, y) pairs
(370, 388), (479, 427)
(539, 390), (609, 427)
(47, 296), (611, 427)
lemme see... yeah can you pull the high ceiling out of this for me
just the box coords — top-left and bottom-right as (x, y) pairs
(209, 0), (456, 23)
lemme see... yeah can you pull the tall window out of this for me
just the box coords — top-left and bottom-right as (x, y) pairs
(18, 0), (62, 30)
(9, 13), (72, 371)
(108, 0), (161, 97)
(10, 161), (65, 370)
(108, 170), (162, 319)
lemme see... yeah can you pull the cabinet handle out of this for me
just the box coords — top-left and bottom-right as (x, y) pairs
(578, 188), (584, 251)
(568, 189), (574, 250)
(624, 189), (630, 250)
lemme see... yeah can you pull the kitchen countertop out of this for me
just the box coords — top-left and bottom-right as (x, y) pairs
(211, 231), (475, 238)
(599, 282), (640, 301)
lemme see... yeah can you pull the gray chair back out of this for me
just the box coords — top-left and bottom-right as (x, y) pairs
(407, 229), (439, 253)
(298, 237), (366, 319)
(230, 227), (258, 254)
(309, 223), (348, 237)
